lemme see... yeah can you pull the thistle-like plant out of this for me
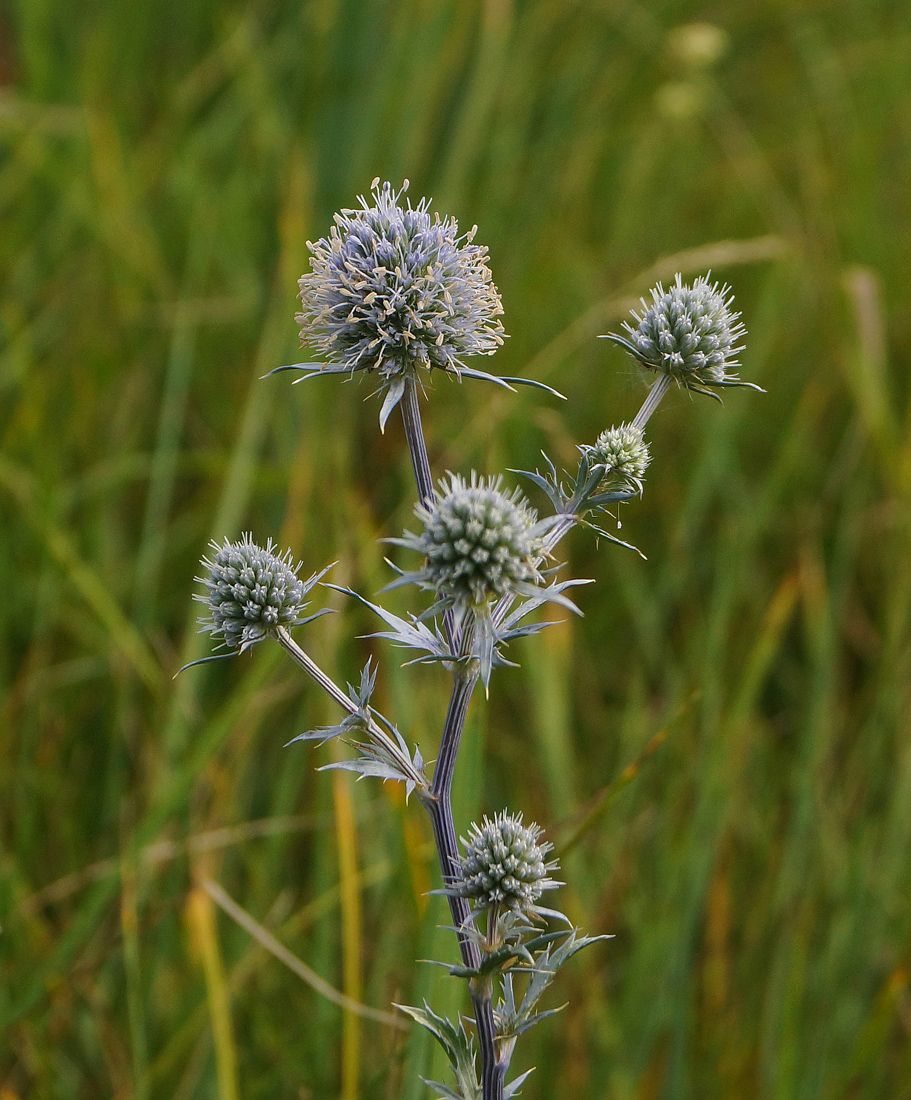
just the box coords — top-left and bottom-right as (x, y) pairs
(186, 181), (759, 1100)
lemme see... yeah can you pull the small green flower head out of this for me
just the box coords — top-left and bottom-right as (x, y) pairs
(195, 535), (322, 652)
(296, 180), (505, 423)
(588, 423), (651, 492)
(454, 812), (559, 914)
(608, 273), (747, 393)
(397, 473), (544, 609)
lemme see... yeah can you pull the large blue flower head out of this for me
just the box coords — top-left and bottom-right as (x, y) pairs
(296, 180), (505, 425)
(605, 273), (753, 398)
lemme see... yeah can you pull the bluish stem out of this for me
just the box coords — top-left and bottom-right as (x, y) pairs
(428, 662), (482, 965)
(632, 372), (673, 430)
(427, 632), (505, 1099)
(400, 376), (435, 508)
(399, 377), (501, 1096)
(400, 375), (456, 648)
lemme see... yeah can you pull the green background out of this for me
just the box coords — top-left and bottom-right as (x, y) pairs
(2, 1), (910, 1098)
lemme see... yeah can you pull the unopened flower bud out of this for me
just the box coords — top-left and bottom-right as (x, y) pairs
(196, 535), (313, 652)
(610, 273), (747, 390)
(454, 812), (558, 914)
(399, 473), (544, 609)
(588, 423), (651, 491)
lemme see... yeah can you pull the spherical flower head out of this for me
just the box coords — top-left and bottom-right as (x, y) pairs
(410, 473), (543, 609)
(454, 811), (558, 914)
(613, 273), (747, 391)
(588, 423), (651, 491)
(296, 180), (505, 388)
(195, 535), (311, 652)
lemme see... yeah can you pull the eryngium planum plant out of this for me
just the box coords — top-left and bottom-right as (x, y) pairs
(187, 180), (761, 1100)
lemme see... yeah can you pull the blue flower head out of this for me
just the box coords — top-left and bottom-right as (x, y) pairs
(195, 535), (329, 653)
(586, 423), (651, 493)
(452, 811), (560, 916)
(296, 180), (505, 426)
(391, 472), (545, 611)
(605, 273), (754, 397)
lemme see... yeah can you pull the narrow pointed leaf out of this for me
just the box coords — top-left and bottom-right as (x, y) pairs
(498, 375), (566, 399)
(173, 651), (236, 677)
(379, 375), (406, 432)
(504, 1069), (535, 1097)
(509, 468), (566, 511)
(260, 361), (328, 377)
(454, 366), (517, 391)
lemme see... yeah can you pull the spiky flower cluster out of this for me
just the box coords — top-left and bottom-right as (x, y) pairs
(399, 473), (543, 609)
(588, 423), (651, 491)
(615, 273), (747, 390)
(196, 535), (311, 651)
(296, 180), (504, 389)
(453, 812), (558, 914)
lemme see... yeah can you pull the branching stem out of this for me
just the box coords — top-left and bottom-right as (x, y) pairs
(275, 628), (427, 794)
(632, 372), (672, 430)
(277, 596), (500, 1094)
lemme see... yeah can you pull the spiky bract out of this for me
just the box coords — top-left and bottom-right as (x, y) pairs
(454, 812), (558, 914)
(400, 473), (544, 609)
(195, 535), (317, 652)
(296, 180), (504, 391)
(611, 273), (747, 391)
(588, 423), (651, 492)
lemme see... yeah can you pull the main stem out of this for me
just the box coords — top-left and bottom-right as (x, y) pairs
(428, 666), (481, 964)
(400, 377), (456, 649)
(399, 383), (501, 1098)
(429, 663), (506, 1100)
(400, 377), (435, 508)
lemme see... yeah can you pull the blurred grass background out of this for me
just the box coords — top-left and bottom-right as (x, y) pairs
(2, 1), (911, 1097)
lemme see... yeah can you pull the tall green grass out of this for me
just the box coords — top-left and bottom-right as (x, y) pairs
(2, 2), (910, 1097)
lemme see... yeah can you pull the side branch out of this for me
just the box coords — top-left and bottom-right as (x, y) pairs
(275, 627), (428, 797)
(275, 627), (356, 715)
(428, 666), (482, 967)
